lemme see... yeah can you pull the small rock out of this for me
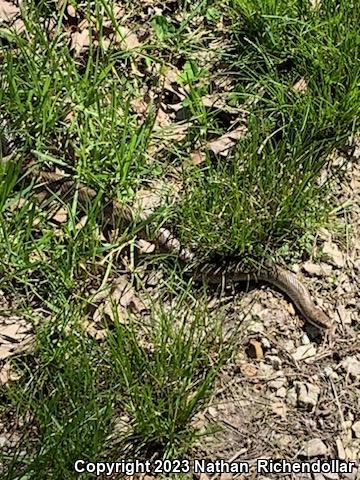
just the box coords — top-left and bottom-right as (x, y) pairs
(352, 421), (360, 439)
(341, 467), (358, 479)
(341, 357), (360, 378)
(287, 387), (298, 407)
(247, 318), (265, 333)
(303, 438), (328, 457)
(271, 401), (287, 418)
(323, 473), (339, 480)
(292, 344), (317, 361)
(296, 382), (320, 409)
(344, 446), (359, 462)
(336, 437), (346, 459)
(276, 387), (287, 398)
(220, 474), (233, 480)
(336, 304), (352, 325)
(303, 261), (332, 277)
(324, 366), (339, 381)
(258, 363), (274, 377)
(322, 241), (345, 268)
(313, 474), (326, 480)
(268, 377), (287, 390)
(266, 355), (282, 369)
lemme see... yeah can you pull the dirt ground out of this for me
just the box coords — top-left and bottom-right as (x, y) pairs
(188, 142), (360, 480)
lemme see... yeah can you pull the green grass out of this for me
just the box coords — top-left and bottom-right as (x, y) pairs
(0, 0), (359, 478)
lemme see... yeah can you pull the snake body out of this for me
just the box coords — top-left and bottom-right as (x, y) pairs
(27, 170), (332, 330)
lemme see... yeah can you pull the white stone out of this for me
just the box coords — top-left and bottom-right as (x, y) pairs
(296, 382), (320, 409)
(303, 438), (328, 457)
(352, 421), (360, 439)
(292, 344), (317, 361)
(342, 357), (360, 378)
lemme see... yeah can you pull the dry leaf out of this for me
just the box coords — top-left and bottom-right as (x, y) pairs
(0, 344), (13, 360)
(0, 322), (32, 341)
(240, 363), (258, 377)
(91, 276), (147, 335)
(71, 29), (91, 57)
(292, 78), (308, 93)
(190, 150), (206, 166)
(116, 26), (139, 50)
(137, 239), (155, 254)
(0, 362), (20, 385)
(10, 17), (25, 33)
(248, 339), (264, 360)
(113, 5), (125, 19)
(67, 4), (76, 17)
(154, 108), (171, 129)
(0, 318), (34, 362)
(271, 401), (287, 418)
(133, 188), (162, 216)
(208, 125), (247, 156)
(0, 0), (19, 23)
(52, 206), (68, 224)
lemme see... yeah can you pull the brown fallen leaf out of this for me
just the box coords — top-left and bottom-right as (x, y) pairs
(133, 188), (162, 216)
(0, 0), (19, 23)
(190, 150), (206, 165)
(51, 206), (68, 224)
(240, 363), (258, 377)
(0, 361), (20, 385)
(137, 239), (155, 254)
(207, 125), (247, 156)
(115, 26), (139, 50)
(90, 276), (147, 337)
(247, 339), (264, 360)
(10, 17), (25, 33)
(0, 344), (13, 360)
(71, 28), (91, 57)
(0, 322), (32, 342)
(112, 6), (125, 20)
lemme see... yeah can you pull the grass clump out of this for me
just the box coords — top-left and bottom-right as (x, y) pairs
(1, 297), (230, 478)
(1, 318), (114, 480)
(176, 0), (360, 263)
(105, 297), (229, 458)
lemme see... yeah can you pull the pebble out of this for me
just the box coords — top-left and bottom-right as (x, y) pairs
(292, 344), (317, 361)
(322, 241), (345, 267)
(302, 261), (332, 277)
(276, 387), (287, 398)
(266, 355), (282, 369)
(341, 357), (360, 378)
(352, 421), (360, 439)
(336, 437), (346, 459)
(286, 387), (298, 407)
(268, 377), (287, 390)
(323, 473), (339, 480)
(303, 438), (328, 457)
(296, 382), (320, 409)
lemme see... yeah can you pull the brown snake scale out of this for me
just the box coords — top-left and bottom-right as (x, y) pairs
(30, 170), (332, 330)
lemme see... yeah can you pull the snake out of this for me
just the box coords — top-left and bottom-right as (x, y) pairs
(19, 168), (331, 331)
